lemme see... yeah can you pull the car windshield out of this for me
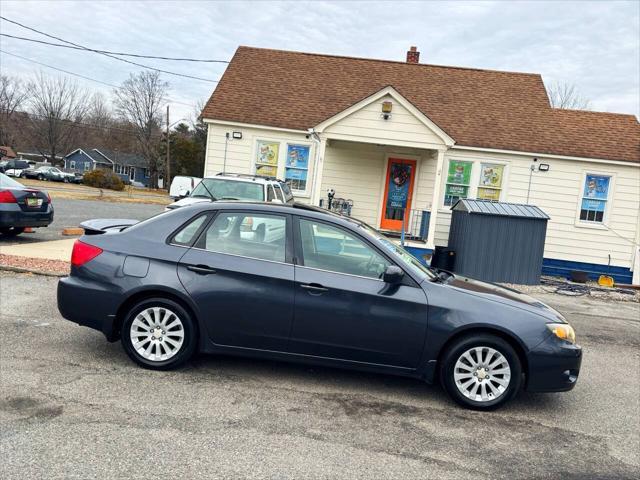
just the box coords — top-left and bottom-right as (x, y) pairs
(358, 223), (438, 280)
(191, 178), (264, 201)
(0, 172), (24, 189)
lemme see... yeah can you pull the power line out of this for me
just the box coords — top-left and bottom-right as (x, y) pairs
(0, 33), (229, 63)
(0, 16), (220, 83)
(0, 49), (198, 108)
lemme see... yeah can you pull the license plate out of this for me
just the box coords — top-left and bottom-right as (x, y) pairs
(26, 198), (42, 207)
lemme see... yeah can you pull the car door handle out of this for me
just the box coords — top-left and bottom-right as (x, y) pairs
(300, 283), (329, 293)
(186, 264), (217, 275)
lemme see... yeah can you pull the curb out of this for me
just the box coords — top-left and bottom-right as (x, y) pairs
(0, 264), (66, 277)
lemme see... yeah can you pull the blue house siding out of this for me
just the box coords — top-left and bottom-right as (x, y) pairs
(64, 150), (94, 172)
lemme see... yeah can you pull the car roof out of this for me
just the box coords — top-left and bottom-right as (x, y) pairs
(202, 173), (285, 184)
(182, 200), (368, 229)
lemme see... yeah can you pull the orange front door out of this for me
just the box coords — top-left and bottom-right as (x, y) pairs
(379, 158), (417, 231)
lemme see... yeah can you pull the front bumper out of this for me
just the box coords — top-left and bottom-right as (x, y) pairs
(0, 205), (53, 228)
(57, 276), (121, 341)
(526, 334), (582, 392)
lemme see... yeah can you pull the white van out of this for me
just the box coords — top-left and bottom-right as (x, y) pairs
(169, 176), (202, 200)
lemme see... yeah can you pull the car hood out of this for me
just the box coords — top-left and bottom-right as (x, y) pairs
(442, 274), (566, 322)
(166, 196), (211, 210)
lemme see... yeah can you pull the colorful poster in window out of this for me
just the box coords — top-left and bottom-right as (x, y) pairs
(447, 160), (472, 185)
(256, 141), (279, 166)
(581, 198), (606, 212)
(479, 163), (504, 188)
(255, 164), (277, 177)
(583, 175), (610, 200)
(477, 187), (501, 201)
(286, 144), (310, 169)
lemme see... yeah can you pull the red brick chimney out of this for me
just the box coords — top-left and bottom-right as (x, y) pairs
(406, 46), (420, 64)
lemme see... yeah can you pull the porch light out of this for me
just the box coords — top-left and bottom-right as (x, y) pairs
(382, 101), (393, 113)
(538, 163), (550, 172)
(232, 131), (243, 139)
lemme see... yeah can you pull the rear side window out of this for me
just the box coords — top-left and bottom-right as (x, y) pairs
(281, 182), (294, 202)
(171, 215), (208, 246)
(199, 212), (287, 263)
(274, 185), (285, 202)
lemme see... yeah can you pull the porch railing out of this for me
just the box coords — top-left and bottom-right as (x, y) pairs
(400, 209), (430, 244)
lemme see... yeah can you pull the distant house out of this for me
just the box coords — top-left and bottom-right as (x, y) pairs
(17, 151), (63, 164)
(64, 147), (151, 186)
(0, 146), (17, 159)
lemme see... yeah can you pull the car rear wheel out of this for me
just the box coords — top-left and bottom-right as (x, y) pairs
(37, 174), (44, 181)
(440, 334), (522, 410)
(0, 226), (25, 237)
(121, 298), (197, 370)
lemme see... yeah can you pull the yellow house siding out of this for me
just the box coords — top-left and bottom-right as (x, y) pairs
(324, 94), (446, 148)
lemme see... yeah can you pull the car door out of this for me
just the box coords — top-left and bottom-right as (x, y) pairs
(290, 216), (429, 369)
(177, 209), (295, 351)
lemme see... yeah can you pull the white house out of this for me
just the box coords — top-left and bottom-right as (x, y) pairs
(200, 46), (640, 284)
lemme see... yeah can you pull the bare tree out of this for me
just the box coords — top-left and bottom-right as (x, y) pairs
(0, 75), (28, 147)
(113, 71), (168, 188)
(25, 72), (90, 163)
(546, 81), (591, 110)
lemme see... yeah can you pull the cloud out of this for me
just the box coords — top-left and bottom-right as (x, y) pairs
(0, 0), (638, 120)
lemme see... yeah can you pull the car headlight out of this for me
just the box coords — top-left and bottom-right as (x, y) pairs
(547, 323), (576, 344)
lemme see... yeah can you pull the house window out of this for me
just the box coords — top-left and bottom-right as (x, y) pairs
(477, 163), (504, 201)
(255, 140), (279, 177)
(83, 162), (90, 171)
(70, 160), (76, 169)
(579, 174), (610, 223)
(444, 160), (472, 206)
(284, 144), (310, 191)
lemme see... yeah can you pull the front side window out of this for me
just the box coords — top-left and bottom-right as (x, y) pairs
(255, 140), (279, 177)
(285, 144), (310, 191)
(444, 160), (472, 206)
(579, 174), (610, 223)
(200, 212), (286, 263)
(299, 219), (391, 279)
(477, 163), (505, 201)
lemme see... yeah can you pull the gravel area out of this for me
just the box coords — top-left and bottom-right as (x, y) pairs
(501, 276), (640, 303)
(0, 254), (69, 275)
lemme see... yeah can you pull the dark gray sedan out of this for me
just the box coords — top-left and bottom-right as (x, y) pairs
(57, 202), (582, 409)
(0, 172), (53, 237)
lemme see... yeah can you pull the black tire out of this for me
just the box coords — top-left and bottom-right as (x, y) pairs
(37, 174), (44, 181)
(0, 226), (25, 237)
(440, 333), (522, 410)
(121, 297), (197, 370)
(63, 176), (69, 183)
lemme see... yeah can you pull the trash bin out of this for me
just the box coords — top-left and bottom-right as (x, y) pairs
(431, 247), (456, 271)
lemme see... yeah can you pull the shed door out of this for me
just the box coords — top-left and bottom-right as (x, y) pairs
(380, 158), (417, 231)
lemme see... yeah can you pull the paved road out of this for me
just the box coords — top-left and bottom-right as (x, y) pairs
(0, 272), (638, 479)
(0, 198), (164, 244)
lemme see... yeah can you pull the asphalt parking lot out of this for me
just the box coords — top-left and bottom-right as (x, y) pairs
(0, 198), (165, 243)
(0, 272), (638, 479)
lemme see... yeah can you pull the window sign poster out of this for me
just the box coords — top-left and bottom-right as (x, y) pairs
(479, 163), (504, 188)
(447, 161), (472, 185)
(256, 164), (277, 177)
(285, 168), (307, 181)
(583, 175), (610, 200)
(386, 163), (412, 211)
(286, 144), (310, 169)
(477, 187), (501, 201)
(256, 141), (279, 166)
(581, 197), (606, 212)
(445, 184), (468, 198)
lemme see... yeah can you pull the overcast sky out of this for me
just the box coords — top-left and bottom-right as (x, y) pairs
(0, 0), (638, 123)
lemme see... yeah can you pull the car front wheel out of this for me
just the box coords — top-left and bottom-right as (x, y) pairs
(121, 298), (197, 370)
(440, 334), (522, 410)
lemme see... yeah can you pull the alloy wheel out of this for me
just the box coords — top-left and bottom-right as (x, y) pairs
(453, 346), (511, 402)
(129, 306), (185, 362)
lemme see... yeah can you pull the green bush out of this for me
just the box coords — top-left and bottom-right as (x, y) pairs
(82, 169), (125, 191)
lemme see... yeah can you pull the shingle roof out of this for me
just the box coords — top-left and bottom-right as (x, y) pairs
(202, 46), (639, 164)
(452, 199), (550, 219)
(93, 149), (147, 168)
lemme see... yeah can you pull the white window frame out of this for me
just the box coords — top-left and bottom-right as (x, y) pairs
(70, 160), (76, 169)
(439, 156), (510, 211)
(575, 170), (615, 229)
(284, 142), (312, 196)
(83, 162), (90, 171)
(251, 137), (315, 198)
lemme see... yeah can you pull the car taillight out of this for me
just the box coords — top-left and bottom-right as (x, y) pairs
(71, 240), (103, 267)
(0, 190), (17, 203)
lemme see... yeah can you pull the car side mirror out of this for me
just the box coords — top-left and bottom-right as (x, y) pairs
(383, 265), (404, 284)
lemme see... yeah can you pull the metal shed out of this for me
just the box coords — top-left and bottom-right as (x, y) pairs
(447, 199), (550, 285)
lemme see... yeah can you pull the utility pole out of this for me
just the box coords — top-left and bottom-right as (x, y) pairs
(166, 104), (170, 191)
